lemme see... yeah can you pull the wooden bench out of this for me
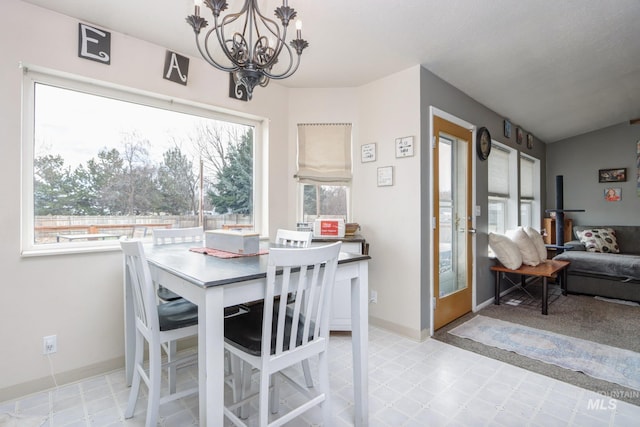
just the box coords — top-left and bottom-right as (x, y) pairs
(491, 259), (570, 315)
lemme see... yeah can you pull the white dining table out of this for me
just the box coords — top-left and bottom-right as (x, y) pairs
(123, 241), (370, 426)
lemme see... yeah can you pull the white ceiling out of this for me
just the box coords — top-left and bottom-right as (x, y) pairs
(20, 0), (640, 142)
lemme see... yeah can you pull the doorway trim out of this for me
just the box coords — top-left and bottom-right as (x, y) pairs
(428, 106), (477, 337)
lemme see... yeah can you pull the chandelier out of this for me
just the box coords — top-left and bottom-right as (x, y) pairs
(186, 0), (309, 100)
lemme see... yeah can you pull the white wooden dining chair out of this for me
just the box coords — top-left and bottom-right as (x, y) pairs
(223, 241), (342, 427)
(274, 229), (313, 248)
(152, 227), (204, 302)
(120, 240), (198, 427)
(152, 226), (203, 245)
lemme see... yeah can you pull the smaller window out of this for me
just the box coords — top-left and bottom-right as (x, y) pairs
(300, 184), (349, 222)
(296, 123), (352, 222)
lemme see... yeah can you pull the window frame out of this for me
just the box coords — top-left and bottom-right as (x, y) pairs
(21, 67), (265, 256)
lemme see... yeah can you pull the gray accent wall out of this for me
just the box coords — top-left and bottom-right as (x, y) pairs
(546, 122), (640, 227)
(419, 67), (548, 331)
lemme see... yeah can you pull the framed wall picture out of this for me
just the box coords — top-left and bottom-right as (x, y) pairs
(516, 127), (524, 144)
(503, 119), (512, 138)
(377, 166), (393, 186)
(598, 168), (626, 183)
(361, 143), (376, 163)
(604, 187), (621, 202)
(527, 133), (534, 149)
(395, 136), (414, 158)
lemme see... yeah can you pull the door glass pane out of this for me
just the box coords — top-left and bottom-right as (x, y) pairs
(438, 136), (468, 297)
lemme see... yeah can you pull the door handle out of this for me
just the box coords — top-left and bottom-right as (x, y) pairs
(468, 228), (477, 234)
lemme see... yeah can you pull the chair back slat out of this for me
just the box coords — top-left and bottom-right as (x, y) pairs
(274, 229), (312, 248)
(121, 240), (160, 336)
(263, 242), (341, 360)
(153, 227), (203, 245)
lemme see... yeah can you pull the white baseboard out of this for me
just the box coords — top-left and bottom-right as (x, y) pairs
(0, 357), (123, 403)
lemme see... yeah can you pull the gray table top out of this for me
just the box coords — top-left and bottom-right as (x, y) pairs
(144, 241), (370, 288)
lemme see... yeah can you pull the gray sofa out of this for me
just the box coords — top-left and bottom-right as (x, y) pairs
(553, 225), (640, 302)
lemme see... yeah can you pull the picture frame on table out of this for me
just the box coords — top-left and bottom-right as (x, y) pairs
(598, 168), (627, 183)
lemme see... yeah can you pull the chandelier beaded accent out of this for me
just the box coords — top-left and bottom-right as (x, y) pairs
(186, 0), (309, 100)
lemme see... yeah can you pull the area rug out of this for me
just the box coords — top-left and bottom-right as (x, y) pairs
(449, 315), (640, 392)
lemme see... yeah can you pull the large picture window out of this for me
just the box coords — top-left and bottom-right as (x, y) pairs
(22, 69), (262, 254)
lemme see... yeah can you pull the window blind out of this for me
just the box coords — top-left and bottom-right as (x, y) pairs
(296, 123), (352, 184)
(488, 146), (510, 197)
(520, 156), (535, 199)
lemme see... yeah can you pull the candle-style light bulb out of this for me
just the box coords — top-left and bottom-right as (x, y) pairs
(295, 20), (302, 39)
(194, 0), (201, 16)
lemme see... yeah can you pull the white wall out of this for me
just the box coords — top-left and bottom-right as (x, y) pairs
(0, 0), (289, 399)
(355, 67), (423, 338)
(287, 72), (424, 339)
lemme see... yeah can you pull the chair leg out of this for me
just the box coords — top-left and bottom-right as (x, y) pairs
(318, 351), (332, 424)
(146, 342), (162, 427)
(258, 369), (270, 427)
(269, 374), (279, 415)
(167, 340), (177, 394)
(302, 360), (314, 388)
(239, 361), (253, 419)
(125, 333), (144, 419)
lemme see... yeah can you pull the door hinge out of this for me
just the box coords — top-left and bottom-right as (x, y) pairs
(432, 296), (436, 310)
(432, 217), (436, 229)
(432, 135), (436, 149)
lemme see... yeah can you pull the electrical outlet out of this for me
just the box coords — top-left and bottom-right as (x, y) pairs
(369, 290), (377, 304)
(43, 335), (57, 355)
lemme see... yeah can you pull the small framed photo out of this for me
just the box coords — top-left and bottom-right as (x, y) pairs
(598, 168), (627, 183)
(527, 133), (534, 149)
(516, 127), (523, 144)
(503, 119), (512, 138)
(395, 136), (414, 158)
(604, 187), (621, 202)
(377, 166), (393, 187)
(361, 143), (376, 163)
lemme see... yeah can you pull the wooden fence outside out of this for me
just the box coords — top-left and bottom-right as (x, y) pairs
(34, 214), (252, 243)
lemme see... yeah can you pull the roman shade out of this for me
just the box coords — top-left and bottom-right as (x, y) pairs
(295, 123), (352, 184)
(520, 156), (535, 199)
(488, 146), (510, 197)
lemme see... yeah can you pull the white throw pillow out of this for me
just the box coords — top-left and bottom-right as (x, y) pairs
(489, 233), (522, 270)
(524, 226), (547, 261)
(506, 227), (542, 266)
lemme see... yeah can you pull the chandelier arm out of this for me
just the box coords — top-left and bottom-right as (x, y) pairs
(216, 12), (250, 67)
(252, 4), (289, 70)
(263, 48), (300, 80)
(196, 32), (238, 73)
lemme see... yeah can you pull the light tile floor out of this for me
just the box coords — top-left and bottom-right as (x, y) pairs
(2, 326), (640, 426)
